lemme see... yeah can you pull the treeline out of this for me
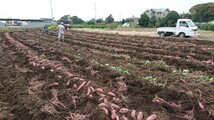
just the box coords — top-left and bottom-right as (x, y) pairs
(69, 23), (119, 29)
(137, 11), (180, 27)
(56, 2), (214, 30)
(197, 24), (214, 31)
(55, 14), (120, 29)
(189, 2), (214, 31)
(137, 2), (214, 28)
(189, 2), (214, 23)
(58, 14), (115, 25)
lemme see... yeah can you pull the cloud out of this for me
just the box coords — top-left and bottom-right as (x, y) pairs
(0, 0), (213, 21)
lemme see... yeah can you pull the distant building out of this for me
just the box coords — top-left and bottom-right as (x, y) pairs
(0, 18), (54, 28)
(40, 18), (53, 23)
(125, 16), (139, 26)
(208, 20), (214, 24)
(146, 8), (170, 18)
(0, 22), (5, 27)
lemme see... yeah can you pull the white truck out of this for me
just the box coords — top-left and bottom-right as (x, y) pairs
(157, 19), (198, 38)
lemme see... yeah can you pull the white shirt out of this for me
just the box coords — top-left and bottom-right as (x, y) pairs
(57, 25), (65, 34)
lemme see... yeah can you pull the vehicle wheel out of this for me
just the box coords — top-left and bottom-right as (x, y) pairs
(179, 33), (185, 38)
(160, 32), (165, 37)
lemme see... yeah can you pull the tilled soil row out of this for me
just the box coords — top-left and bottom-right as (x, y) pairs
(12, 31), (214, 75)
(0, 36), (18, 119)
(8, 31), (167, 119)
(67, 30), (213, 54)
(25, 30), (214, 61)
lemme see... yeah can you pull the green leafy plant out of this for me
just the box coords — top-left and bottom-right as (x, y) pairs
(210, 51), (214, 56)
(172, 69), (189, 76)
(74, 53), (81, 58)
(39, 53), (46, 59)
(140, 60), (151, 66)
(91, 61), (129, 74)
(121, 95), (129, 102)
(153, 60), (171, 71)
(198, 75), (213, 81)
(110, 66), (129, 74)
(144, 76), (156, 81)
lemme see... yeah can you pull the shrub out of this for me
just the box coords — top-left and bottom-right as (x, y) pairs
(69, 24), (116, 29)
(47, 25), (57, 29)
(107, 23), (119, 30)
(197, 23), (214, 31)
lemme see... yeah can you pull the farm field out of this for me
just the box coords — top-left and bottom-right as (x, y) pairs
(0, 29), (214, 120)
(73, 28), (214, 42)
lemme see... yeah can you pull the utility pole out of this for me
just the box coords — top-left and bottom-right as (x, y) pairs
(94, 3), (97, 24)
(119, 13), (121, 22)
(50, 0), (54, 20)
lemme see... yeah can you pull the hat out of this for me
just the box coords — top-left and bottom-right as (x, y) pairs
(61, 22), (64, 25)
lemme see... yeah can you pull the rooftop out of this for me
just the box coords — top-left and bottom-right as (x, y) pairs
(0, 18), (53, 22)
(127, 15), (139, 19)
(149, 8), (169, 13)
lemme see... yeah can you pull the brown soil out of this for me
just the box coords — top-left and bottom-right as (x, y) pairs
(0, 29), (214, 120)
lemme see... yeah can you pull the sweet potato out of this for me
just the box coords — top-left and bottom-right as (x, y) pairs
(111, 109), (117, 120)
(146, 114), (157, 120)
(98, 103), (107, 108)
(131, 109), (136, 120)
(111, 103), (120, 109)
(108, 92), (116, 97)
(119, 108), (129, 114)
(101, 107), (108, 115)
(96, 88), (104, 93)
(137, 111), (143, 120)
(77, 81), (86, 91)
(86, 87), (91, 96)
(122, 115), (128, 120)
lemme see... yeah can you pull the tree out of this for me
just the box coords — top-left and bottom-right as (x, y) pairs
(87, 18), (96, 25)
(189, 2), (214, 22)
(70, 16), (84, 24)
(58, 15), (71, 24)
(121, 19), (126, 24)
(180, 12), (192, 19)
(105, 14), (114, 23)
(138, 13), (150, 27)
(207, 3), (214, 19)
(149, 15), (157, 27)
(190, 4), (206, 22)
(159, 17), (166, 27)
(96, 18), (104, 23)
(58, 15), (84, 24)
(165, 11), (180, 27)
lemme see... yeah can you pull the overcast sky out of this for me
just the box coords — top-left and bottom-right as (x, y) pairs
(0, 0), (213, 21)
